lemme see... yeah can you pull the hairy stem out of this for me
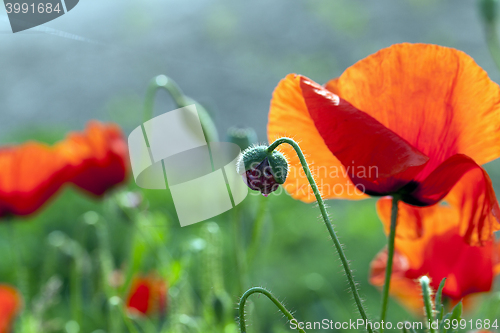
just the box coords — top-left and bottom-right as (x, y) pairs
(238, 287), (305, 333)
(420, 276), (436, 333)
(379, 196), (400, 330)
(267, 137), (373, 333)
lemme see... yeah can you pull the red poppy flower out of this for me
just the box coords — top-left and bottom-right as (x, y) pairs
(268, 43), (500, 244)
(126, 274), (168, 316)
(0, 121), (128, 218)
(369, 191), (500, 313)
(0, 284), (21, 333)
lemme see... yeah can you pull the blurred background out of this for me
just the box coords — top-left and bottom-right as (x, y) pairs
(0, 1), (500, 332)
(1, 0), (500, 138)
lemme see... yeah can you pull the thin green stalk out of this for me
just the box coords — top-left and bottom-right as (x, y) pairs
(232, 206), (246, 296)
(69, 246), (84, 328)
(6, 220), (29, 332)
(86, 216), (122, 333)
(144, 75), (185, 123)
(479, 0), (500, 72)
(238, 287), (305, 333)
(485, 24), (500, 71)
(379, 196), (400, 330)
(7, 221), (28, 295)
(419, 276), (436, 333)
(267, 138), (373, 333)
(247, 197), (268, 264)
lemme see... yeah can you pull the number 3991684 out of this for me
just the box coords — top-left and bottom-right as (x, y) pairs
(5, 2), (62, 14)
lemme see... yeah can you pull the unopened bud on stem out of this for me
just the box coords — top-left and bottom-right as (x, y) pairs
(237, 145), (288, 196)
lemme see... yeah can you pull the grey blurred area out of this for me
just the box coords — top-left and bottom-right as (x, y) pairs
(0, 0), (497, 142)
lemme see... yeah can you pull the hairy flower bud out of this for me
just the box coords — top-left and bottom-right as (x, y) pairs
(237, 145), (288, 196)
(226, 126), (258, 151)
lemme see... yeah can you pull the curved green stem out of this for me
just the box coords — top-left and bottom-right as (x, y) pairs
(143, 75), (219, 143)
(379, 196), (400, 331)
(267, 138), (373, 333)
(144, 75), (186, 123)
(238, 287), (306, 333)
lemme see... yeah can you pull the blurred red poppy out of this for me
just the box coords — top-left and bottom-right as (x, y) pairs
(370, 190), (500, 313)
(0, 121), (128, 218)
(126, 274), (168, 316)
(0, 284), (21, 333)
(268, 43), (500, 244)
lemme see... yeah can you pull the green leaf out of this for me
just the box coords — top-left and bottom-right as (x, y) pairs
(439, 312), (451, 332)
(435, 278), (447, 320)
(450, 301), (463, 321)
(445, 301), (463, 333)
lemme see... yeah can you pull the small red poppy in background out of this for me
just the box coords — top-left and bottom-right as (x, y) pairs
(268, 43), (500, 244)
(370, 190), (500, 313)
(0, 121), (128, 218)
(126, 274), (168, 316)
(0, 284), (21, 333)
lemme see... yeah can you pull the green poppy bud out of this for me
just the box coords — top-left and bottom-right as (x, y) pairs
(238, 145), (288, 196)
(226, 126), (258, 151)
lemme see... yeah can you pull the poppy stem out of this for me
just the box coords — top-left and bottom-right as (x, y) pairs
(267, 137), (374, 333)
(379, 195), (400, 331)
(238, 287), (305, 333)
(419, 276), (436, 333)
(485, 23), (500, 73)
(143, 75), (219, 143)
(247, 197), (269, 264)
(479, 0), (500, 72)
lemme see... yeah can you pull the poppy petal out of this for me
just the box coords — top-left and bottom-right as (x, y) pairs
(300, 75), (429, 195)
(378, 157), (499, 244)
(126, 275), (168, 316)
(373, 199), (497, 310)
(376, 197), (458, 263)
(411, 155), (500, 244)
(330, 43), (500, 176)
(0, 122), (128, 218)
(369, 249), (423, 313)
(0, 143), (72, 216)
(445, 166), (500, 245)
(127, 277), (151, 315)
(411, 231), (495, 300)
(0, 285), (21, 333)
(62, 121), (129, 195)
(268, 74), (367, 202)
(324, 77), (340, 95)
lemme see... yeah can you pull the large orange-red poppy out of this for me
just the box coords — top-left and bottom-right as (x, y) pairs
(268, 43), (500, 244)
(0, 284), (21, 333)
(0, 121), (128, 218)
(126, 274), (168, 316)
(370, 193), (500, 313)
